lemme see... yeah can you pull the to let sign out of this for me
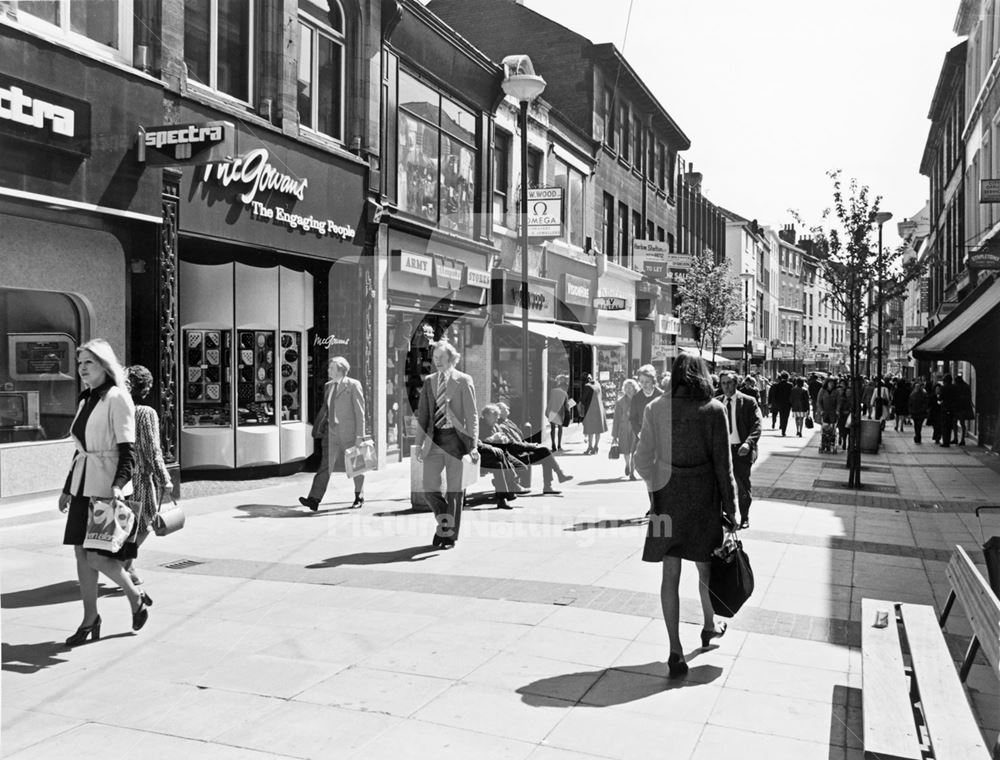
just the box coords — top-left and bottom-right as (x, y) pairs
(982, 179), (1000, 203)
(527, 187), (563, 238)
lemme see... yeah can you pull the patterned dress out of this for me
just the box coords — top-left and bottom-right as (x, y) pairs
(133, 405), (171, 545)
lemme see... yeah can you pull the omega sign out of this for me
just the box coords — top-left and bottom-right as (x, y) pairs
(527, 187), (563, 238)
(0, 76), (90, 156)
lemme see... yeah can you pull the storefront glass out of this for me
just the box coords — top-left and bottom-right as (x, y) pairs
(596, 345), (627, 413)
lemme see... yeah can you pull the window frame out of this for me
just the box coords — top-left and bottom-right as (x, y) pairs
(297, 2), (346, 141)
(7, 0), (134, 64)
(185, 0), (256, 105)
(552, 155), (585, 249)
(492, 128), (511, 222)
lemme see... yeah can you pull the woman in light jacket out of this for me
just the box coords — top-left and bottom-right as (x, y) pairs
(612, 378), (639, 479)
(59, 339), (148, 646)
(545, 375), (570, 451)
(579, 373), (607, 455)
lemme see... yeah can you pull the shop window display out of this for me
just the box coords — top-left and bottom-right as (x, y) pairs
(183, 329), (232, 427)
(236, 330), (275, 426)
(279, 331), (302, 422)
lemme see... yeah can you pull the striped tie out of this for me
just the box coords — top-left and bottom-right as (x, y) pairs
(434, 373), (448, 428)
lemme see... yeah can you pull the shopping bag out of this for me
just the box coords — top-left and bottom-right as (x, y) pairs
(152, 493), (186, 537)
(565, 398), (577, 411)
(83, 497), (137, 553)
(345, 440), (378, 478)
(608, 443), (621, 460)
(460, 454), (480, 489)
(804, 416), (814, 429)
(708, 529), (755, 617)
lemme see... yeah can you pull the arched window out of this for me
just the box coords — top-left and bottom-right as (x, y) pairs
(297, 0), (345, 141)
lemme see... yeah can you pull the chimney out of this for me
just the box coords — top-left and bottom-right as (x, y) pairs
(683, 163), (703, 193)
(778, 223), (796, 244)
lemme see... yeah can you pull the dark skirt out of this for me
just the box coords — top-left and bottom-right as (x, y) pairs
(63, 495), (138, 561)
(642, 471), (723, 563)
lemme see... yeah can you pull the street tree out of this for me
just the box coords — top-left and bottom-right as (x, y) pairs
(676, 250), (744, 367)
(793, 171), (925, 487)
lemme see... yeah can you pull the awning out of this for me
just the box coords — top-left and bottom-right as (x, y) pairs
(509, 320), (626, 346)
(679, 346), (736, 365)
(911, 276), (1000, 360)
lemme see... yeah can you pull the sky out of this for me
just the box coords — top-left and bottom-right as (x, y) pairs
(524, 0), (960, 249)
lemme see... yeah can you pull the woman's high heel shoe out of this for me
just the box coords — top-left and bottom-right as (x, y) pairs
(132, 602), (149, 632)
(701, 621), (727, 648)
(140, 591), (153, 607)
(65, 615), (102, 646)
(351, 494), (364, 509)
(667, 651), (688, 678)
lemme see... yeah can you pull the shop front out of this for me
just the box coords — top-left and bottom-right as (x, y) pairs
(550, 267), (598, 409)
(167, 102), (367, 475)
(0, 35), (162, 498)
(385, 233), (492, 459)
(594, 264), (641, 412)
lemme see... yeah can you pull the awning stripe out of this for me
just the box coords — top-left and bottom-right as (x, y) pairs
(911, 276), (1000, 359)
(505, 320), (626, 346)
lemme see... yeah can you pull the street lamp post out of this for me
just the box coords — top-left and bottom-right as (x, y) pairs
(502, 56), (546, 428)
(874, 211), (893, 381)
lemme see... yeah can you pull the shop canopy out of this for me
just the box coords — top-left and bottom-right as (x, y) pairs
(679, 346), (736, 365)
(911, 276), (1000, 361)
(512, 320), (626, 346)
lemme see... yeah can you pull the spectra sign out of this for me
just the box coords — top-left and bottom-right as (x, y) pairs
(138, 121), (235, 166)
(0, 76), (90, 155)
(527, 187), (563, 238)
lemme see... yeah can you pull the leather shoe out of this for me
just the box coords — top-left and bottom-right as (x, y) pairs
(739, 518), (750, 530)
(497, 502), (513, 509)
(132, 602), (149, 632)
(542, 487), (561, 495)
(557, 473), (574, 484)
(299, 496), (319, 512)
(351, 494), (364, 509)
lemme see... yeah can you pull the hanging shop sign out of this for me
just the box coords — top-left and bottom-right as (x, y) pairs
(434, 258), (465, 290)
(562, 273), (591, 306)
(904, 326), (925, 339)
(395, 250), (433, 277)
(527, 187), (563, 238)
(0, 75), (91, 156)
(137, 121), (236, 166)
(465, 267), (491, 290)
(981, 179), (1000, 203)
(968, 250), (1000, 270)
(657, 315), (681, 335)
(594, 296), (627, 311)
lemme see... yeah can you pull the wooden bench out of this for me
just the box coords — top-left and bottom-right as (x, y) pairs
(862, 545), (1000, 759)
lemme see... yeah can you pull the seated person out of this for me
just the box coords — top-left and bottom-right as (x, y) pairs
(475, 438), (524, 510)
(485, 403), (572, 495)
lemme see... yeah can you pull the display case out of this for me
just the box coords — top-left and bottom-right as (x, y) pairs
(182, 329), (231, 427)
(279, 331), (301, 422)
(236, 329), (275, 426)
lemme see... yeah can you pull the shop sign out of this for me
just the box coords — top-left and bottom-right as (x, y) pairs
(666, 253), (693, 270)
(981, 179), (1000, 203)
(0, 75), (91, 156)
(7, 333), (76, 380)
(137, 121), (235, 166)
(527, 187), (563, 238)
(434, 258), (465, 290)
(904, 325), (924, 339)
(753, 339), (767, 353)
(562, 273), (591, 306)
(919, 277), (930, 312)
(968, 250), (1000, 269)
(396, 250), (433, 277)
(465, 267), (491, 289)
(314, 334), (351, 347)
(644, 260), (669, 278)
(657, 315), (680, 335)
(594, 296), (627, 310)
(497, 273), (556, 321)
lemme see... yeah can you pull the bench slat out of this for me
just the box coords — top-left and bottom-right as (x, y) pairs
(945, 545), (1000, 680)
(899, 603), (991, 760)
(862, 598), (923, 760)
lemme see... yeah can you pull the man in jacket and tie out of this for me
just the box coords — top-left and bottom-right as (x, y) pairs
(719, 371), (762, 529)
(300, 356), (366, 511)
(415, 341), (479, 548)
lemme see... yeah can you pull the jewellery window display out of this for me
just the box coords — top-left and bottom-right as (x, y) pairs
(183, 329), (231, 427)
(236, 330), (276, 426)
(279, 331), (301, 422)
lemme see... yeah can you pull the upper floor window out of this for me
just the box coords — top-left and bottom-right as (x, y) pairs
(552, 156), (585, 249)
(5, 0), (133, 62)
(631, 114), (642, 167)
(618, 102), (629, 161)
(493, 129), (511, 222)
(603, 88), (615, 148)
(297, 0), (345, 140)
(526, 147), (542, 188)
(397, 69), (477, 235)
(185, 0), (254, 102)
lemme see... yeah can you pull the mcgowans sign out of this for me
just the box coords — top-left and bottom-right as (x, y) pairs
(201, 147), (355, 241)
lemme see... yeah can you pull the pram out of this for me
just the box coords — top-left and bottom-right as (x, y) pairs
(820, 422), (837, 453)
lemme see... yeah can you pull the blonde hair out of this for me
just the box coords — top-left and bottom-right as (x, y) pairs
(329, 356), (351, 375)
(78, 339), (126, 389)
(621, 378), (639, 394)
(433, 341), (461, 365)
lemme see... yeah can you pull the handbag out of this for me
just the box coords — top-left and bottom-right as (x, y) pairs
(608, 442), (621, 460)
(83, 497), (137, 553)
(344, 439), (378, 479)
(708, 528), (755, 617)
(804, 416), (814, 429)
(546, 410), (561, 424)
(152, 493), (186, 537)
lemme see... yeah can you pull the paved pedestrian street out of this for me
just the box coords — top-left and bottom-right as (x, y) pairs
(3, 424), (999, 759)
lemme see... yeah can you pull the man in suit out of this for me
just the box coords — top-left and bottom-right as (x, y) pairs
(719, 370), (762, 529)
(493, 402), (572, 494)
(300, 356), (366, 511)
(770, 371), (793, 436)
(415, 341), (479, 548)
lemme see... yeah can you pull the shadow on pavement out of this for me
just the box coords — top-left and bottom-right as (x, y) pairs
(234, 503), (359, 518)
(518, 662), (723, 706)
(565, 517), (649, 532)
(3, 581), (122, 609)
(2, 632), (138, 674)
(305, 545), (440, 568)
(574, 477), (632, 486)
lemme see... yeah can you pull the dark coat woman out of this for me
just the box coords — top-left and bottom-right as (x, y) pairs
(634, 353), (737, 677)
(579, 374), (607, 454)
(909, 381), (929, 444)
(815, 379), (839, 425)
(790, 378), (811, 436)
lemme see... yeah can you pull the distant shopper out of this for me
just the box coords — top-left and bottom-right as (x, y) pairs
(770, 371), (793, 435)
(790, 377), (811, 437)
(628, 364), (662, 449)
(545, 375), (570, 451)
(495, 402), (572, 494)
(718, 371), (762, 529)
(634, 353), (737, 678)
(613, 379), (639, 480)
(300, 356), (366, 511)
(807, 373), (823, 410)
(739, 375), (760, 402)
(60, 339), (148, 646)
(939, 374), (958, 447)
(909, 379), (929, 444)
(928, 381), (943, 444)
(892, 377), (911, 432)
(579, 373), (607, 455)
(123, 365), (172, 595)
(955, 375), (974, 446)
